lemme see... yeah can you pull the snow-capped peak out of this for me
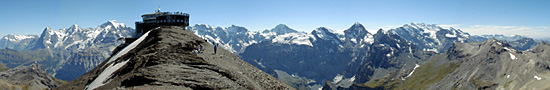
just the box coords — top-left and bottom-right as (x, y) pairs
(270, 24), (298, 35)
(312, 27), (342, 42)
(227, 25), (248, 33)
(45, 27), (52, 30)
(69, 24), (80, 30)
(313, 27), (331, 38)
(314, 27), (332, 32)
(403, 22), (441, 31)
(274, 24), (290, 29)
(42, 27), (54, 35)
(449, 27), (457, 30)
(2, 34), (37, 42)
(344, 22), (371, 44)
(108, 20), (126, 27)
(99, 20), (126, 29)
(345, 22), (368, 34)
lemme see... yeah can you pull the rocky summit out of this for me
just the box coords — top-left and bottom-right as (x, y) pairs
(0, 62), (65, 90)
(55, 26), (294, 90)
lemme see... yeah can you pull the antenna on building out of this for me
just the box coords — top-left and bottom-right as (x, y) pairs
(157, 6), (161, 12)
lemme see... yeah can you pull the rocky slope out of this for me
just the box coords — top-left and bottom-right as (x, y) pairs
(352, 39), (550, 90)
(55, 26), (294, 90)
(426, 39), (550, 90)
(0, 62), (66, 90)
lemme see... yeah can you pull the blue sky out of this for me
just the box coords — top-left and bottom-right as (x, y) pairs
(1, 0), (549, 38)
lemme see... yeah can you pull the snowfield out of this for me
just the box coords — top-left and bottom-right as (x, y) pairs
(86, 30), (152, 90)
(445, 33), (457, 38)
(271, 33), (314, 46)
(403, 64), (420, 80)
(86, 59), (130, 90)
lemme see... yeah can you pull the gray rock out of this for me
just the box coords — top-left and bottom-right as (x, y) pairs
(0, 62), (63, 90)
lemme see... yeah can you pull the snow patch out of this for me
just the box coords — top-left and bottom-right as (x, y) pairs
(445, 33), (457, 38)
(509, 53), (517, 60)
(409, 47), (413, 54)
(86, 59), (130, 90)
(424, 48), (438, 53)
(506, 75), (510, 78)
(271, 33), (314, 46)
(396, 44), (401, 48)
(85, 29), (151, 90)
(504, 47), (516, 52)
(403, 64), (420, 80)
(102, 30), (151, 66)
(333, 74), (343, 83)
(534, 75), (542, 80)
(350, 38), (357, 43)
(364, 35), (374, 44)
(7, 34), (35, 42)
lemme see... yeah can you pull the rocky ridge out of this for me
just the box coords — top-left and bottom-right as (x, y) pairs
(0, 62), (65, 90)
(55, 26), (294, 90)
(353, 39), (550, 90)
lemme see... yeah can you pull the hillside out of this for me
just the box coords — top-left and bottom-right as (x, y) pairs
(0, 62), (66, 90)
(55, 26), (294, 90)
(354, 39), (550, 89)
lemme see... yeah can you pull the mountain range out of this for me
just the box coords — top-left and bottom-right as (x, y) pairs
(0, 20), (134, 80)
(187, 22), (548, 89)
(1, 21), (549, 89)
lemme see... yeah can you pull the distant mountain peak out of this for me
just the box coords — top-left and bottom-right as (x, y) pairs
(316, 26), (329, 30)
(345, 22), (368, 33)
(270, 24), (298, 35)
(41, 27), (54, 35)
(275, 24), (289, 28)
(70, 24), (79, 28)
(68, 24), (81, 31)
(312, 27), (334, 35)
(403, 22), (441, 31)
(227, 25), (249, 33)
(100, 20), (126, 29)
(354, 22), (361, 25)
(344, 22), (370, 40)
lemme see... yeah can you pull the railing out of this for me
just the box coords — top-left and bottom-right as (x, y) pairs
(161, 12), (189, 16)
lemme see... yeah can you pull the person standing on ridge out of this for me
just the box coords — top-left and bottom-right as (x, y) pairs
(214, 43), (218, 54)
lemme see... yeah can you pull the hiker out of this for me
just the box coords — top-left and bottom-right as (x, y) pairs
(214, 43), (218, 54)
(193, 45), (198, 54)
(199, 44), (204, 52)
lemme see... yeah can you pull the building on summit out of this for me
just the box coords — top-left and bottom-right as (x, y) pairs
(135, 8), (190, 37)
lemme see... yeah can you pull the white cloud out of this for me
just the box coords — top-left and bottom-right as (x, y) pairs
(457, 25), (550, 39)
(439, 24), (461, 29)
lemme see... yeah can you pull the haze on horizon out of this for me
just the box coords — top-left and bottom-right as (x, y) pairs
(0, 0), (549, 39)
